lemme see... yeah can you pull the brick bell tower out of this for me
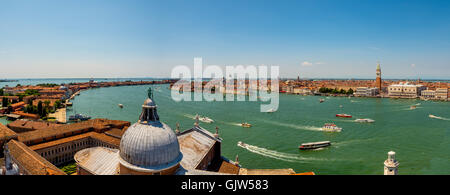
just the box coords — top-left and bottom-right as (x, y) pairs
(376, 62), (382, 91)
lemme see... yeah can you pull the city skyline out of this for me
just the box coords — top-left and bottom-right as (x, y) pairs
(1, 0), (450, 79)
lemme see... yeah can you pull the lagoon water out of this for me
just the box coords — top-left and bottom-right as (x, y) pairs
(65, 84), (450, 175)
(2, 80), (450, 174)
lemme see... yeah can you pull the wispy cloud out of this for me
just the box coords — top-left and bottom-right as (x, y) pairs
(301, 61), (325, 66)
(301, 61), (313, 66)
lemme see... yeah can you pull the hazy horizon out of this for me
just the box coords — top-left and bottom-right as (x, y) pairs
(1, 0), (450, 79)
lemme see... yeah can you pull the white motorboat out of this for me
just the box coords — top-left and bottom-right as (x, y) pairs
(321, 123), (342, 132)
(355, 118), (375, 123)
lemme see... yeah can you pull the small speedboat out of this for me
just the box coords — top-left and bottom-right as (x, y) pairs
(266, 108), (276, 113)
(321, 123), (342, 132)
(410, 105), (417, 110)
(336, 113), (352, 118)
(240, 122), (252, 128)
(237, 141), (247, 147)
(198, 116), (214, 123)
(299, 141), (331, 150)
(429, 114), (439, 119)
(118, 104), (124, 108)
(319, 99), (325, 103)
(355, 118), (375, 123)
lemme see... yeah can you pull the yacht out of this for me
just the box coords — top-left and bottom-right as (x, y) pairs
(321, 123), (342, 132)
(355, 118), (375, 123)
(69, 114), (91, 121)
(299, 141), (331, 150)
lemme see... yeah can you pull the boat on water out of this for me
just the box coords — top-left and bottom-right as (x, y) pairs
(266, 108), (276, 113)
(429, 114), (439, 119)
(319, 99), (325, 103)
(299, 141), (331, 150)
(237, 141), (247, 147)
(336, 113), (352, 118)
(69, 114), (91, 121)
(355, 118), (375, 123)
(410, 105), (417, 110)
(118, 104), (124, 108)
(321, 123), (342, 132)
(196, 114), (214, 123)
(240, 122), (252, 128)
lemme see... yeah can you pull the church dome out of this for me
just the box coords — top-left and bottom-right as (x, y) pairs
(119, 88), (182, 172)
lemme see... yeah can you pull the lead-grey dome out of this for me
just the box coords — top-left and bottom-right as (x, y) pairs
(119, 89), (182, 171)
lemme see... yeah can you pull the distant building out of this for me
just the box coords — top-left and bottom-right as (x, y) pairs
(293, 87), (313, 95)
(376, 62), (382, 91)
(388, 82), (426, 98)
(421, 90), (436, 99)
(354, 87), (379, 97)
(435, 88), (448, 101)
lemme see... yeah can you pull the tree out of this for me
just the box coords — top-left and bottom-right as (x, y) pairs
(37, 101), (43, 116)
(54, 100), (62, 109)
(0, 88), (3, 96)
(347, 88), (354, 95)
(1, 97), (8, 108)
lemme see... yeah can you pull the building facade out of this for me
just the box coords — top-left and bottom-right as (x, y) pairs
(388, 82), (426, 98)
(354, 87), (379, 97)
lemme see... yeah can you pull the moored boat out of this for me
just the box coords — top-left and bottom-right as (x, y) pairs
(321, 123), (342, 132)
(299, 141), (331, 150)
(69, 114), (91, 121)
(336, 113), (352, 118)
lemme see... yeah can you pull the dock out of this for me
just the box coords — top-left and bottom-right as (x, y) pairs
(49, 108), (67, 123)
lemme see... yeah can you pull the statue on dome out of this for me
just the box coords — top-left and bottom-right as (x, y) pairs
(148, 87), (153, 99)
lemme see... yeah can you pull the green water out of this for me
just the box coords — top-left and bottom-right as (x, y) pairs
(28, 84), (450, 174)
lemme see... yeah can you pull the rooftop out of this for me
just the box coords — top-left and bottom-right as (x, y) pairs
(5, 140), (66, 175)
(0, 123), (18, 141)
(18, 118), (130, 144)
(8, 120), (62, 132)
(74, 147), (120, 175)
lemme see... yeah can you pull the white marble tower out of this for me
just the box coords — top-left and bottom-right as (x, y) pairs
(384, 151), (399, 175)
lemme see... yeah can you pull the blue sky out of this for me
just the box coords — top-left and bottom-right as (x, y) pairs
(0, 0), (449, 79)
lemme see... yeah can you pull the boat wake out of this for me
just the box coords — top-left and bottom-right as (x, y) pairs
(237, 142), (326, 163)
(263, 121), (323, 131)
(429, 114), (450, 121)
(183, 114), (197, 119)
